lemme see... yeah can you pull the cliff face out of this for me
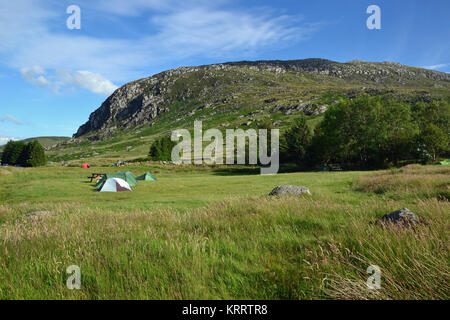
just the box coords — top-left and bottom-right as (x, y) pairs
(73, 59), (450, 139)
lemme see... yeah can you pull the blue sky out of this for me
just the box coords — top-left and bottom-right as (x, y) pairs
(0, 0), (449, 144)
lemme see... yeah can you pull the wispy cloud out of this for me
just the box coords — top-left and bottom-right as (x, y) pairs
(150, 8), (314, 56)
(421, 63), (448, 70)
(0, 114), (23, 125)
(20, 66), (51, 89)
(0, 0), (319, 95)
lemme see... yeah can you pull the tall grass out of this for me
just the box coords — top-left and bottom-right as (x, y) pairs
(354, 164), (450, 201)
(0, 165), (448, 299)
(322, 198), (449, 299)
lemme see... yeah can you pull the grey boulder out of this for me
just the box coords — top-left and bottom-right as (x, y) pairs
(269, 185), (311, 196)
(381, 208), (419, 225)
(26, 211), (55, 217)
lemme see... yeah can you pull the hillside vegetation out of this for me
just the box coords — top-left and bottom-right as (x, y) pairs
(46, 59), (450, 163)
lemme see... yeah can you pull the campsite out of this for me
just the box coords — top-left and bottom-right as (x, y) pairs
(0, 0), (449, 304)
(0, 162), (448, 299)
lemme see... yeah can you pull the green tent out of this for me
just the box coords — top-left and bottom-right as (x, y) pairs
(440, 159), (450, 165)
(136, 172), (157, 181)
(95, 171), (137, 187)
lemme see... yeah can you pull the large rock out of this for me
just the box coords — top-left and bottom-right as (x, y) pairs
(380, 208), (419, 225)
(269, 185), (311, 196)
(26, 211), (55, 217)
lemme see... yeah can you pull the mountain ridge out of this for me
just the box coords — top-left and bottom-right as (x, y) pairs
(72, 58), (449, 142)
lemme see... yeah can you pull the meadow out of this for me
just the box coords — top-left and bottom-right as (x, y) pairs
(0, 164), (448, 299)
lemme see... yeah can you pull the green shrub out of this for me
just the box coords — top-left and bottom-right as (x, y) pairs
(149, 135), (176, 161)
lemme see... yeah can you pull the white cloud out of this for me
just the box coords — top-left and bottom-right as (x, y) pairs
(0, 136), (25, 145)
(20, 66), (118, 95)
(0, 114), (23, 125)
(421, 63), (448, 70)
(63, 70), (118, 95)
(0, 1), (319, 95)
(20, 66), (51, 89)
(0, 137), (14, 145)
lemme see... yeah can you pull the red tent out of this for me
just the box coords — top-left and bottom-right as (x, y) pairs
(81, 163), (90, 168)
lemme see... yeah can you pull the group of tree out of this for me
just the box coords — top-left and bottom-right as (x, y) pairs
(147, 95), (448, 168)
(1, 140), (47, 167)
(280, 95), (449, 169)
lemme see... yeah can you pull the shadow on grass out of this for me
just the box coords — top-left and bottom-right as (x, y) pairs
(212, 164), (302, 176)
(212, 167), (261, 176)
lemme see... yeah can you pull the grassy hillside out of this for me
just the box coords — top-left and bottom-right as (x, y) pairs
(0, 136), (70, 151)
(0, 164), (448, 299)
(47, 60), (450, 163)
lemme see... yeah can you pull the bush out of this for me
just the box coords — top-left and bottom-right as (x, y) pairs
(149, 135), (176, 161)
(280, 115), (312, 166)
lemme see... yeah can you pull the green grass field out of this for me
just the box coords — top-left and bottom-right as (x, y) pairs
(0, 164), (448, 299)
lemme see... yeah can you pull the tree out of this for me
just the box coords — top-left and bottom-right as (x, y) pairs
(149, 135), (176, 161)
(1, 140), (26, 165)
(380, 101), (419, 165)
(1, 140), (14, 164)
(280, 115), (312, 166)
(17, 142), (31, 166)
(25, 140), (46, 167)
(419, 124), (448, 161)
(412, 100), (450, 135)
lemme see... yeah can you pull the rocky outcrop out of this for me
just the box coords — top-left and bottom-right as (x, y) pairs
(227, 59), (450, 82)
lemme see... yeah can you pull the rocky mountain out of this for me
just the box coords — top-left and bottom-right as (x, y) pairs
(73, 58), (449, 141)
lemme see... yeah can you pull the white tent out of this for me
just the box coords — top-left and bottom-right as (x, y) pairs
(98, 178), (132, 192)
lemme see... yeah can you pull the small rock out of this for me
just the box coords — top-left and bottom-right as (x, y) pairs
(381, 208), (419, 226)
(26, 211), (55, 217)
(269, 185), (311, 196)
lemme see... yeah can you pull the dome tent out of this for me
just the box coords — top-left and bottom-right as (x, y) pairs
(95, 171), (137, 188)
(98, 178), (132, 192)
(136, 172), (157, 181)
(81, 163), (90, 168)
